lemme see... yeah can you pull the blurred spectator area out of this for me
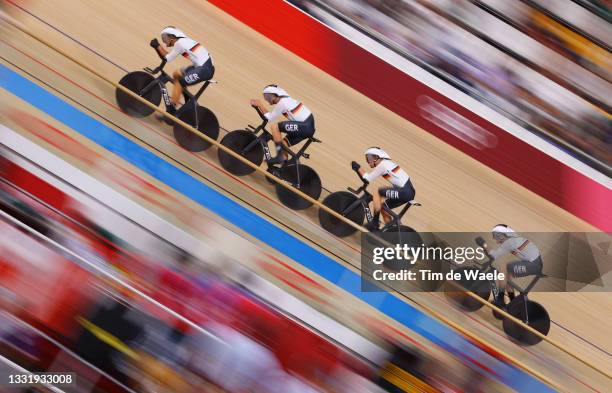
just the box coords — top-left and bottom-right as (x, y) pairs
(292, 0), (612, 174)
(3, 149), (495, 392)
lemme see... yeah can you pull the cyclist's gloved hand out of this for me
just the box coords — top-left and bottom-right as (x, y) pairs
(150, 38), (160, 49)
(351, 161), (361, 172)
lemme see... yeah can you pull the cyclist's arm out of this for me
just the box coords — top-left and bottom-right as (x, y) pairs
(164, 40), (185, 62)
(489, 241), (512, 260)
(264, 100), (286, 122)
(155, 45), (169, 58)
(362, 164), (385, 183)
(249, 99), (268, 114)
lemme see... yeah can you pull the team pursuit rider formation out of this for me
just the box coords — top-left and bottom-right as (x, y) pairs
(114, 27), (551, 345)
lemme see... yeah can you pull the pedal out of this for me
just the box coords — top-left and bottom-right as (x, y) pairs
(302, 153), (310, 159)
(365, 221), (381, 232)
(311, 137), (322, 143)
(156, 113), (175, 125)
(266, 166), (281, 184)
(267, 155), (285, 166)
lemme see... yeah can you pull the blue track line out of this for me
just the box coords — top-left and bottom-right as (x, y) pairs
(0, 63), (554, 392)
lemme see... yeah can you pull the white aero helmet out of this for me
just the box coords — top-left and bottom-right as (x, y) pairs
(491, 224), (517, 240)
(262, 84), (289, 98)
(364, 147), (390, 160)
(161, 26), (186, 43)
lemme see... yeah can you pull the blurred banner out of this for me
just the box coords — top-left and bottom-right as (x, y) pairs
(207, 0), (611, 232)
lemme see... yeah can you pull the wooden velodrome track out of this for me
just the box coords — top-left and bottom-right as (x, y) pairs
(1, 0), (610, 390)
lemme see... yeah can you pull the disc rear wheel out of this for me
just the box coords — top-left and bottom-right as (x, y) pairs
(275, 164), (322, 210)
(503, 297), (550, 345)
(173, 106), (219, 152)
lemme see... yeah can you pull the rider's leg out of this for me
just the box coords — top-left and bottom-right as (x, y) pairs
(271, 119), (313, 164)
(504, 259), (541, 299)
(496, 270), (510, 307)
(366, 191), (383, 230)
(270, 123), (281, 146)
(381, 209), (392, 225)
(496, 262), (510, 291)
(281, 137), (290, 160)
(381, 189), (407, 227)
(373, 190), (383, 214)
(156, 70), (182, 124)
(269, 123), (288, 163)
(170, 70), (184, 113)
(270, 122), (281, 144)
(493, 260), (515, 307)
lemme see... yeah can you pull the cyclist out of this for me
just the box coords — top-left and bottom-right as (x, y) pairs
(488, 224), (543, 308)
(351, 147), (415, 231)
(250, 85), (315, 164)
(149, 26), (214, 122)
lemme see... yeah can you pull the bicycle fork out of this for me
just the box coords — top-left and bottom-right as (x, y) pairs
(490, 279), (501, 298)
(160, 84), (172, 109)
(262, 144), (272, 161)
(363, 205), (373, 222)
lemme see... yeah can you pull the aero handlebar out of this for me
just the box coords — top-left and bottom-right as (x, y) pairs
(347, 167), (369, 195)
(144, 48), (167, 74)
(250, 105), (269, 131)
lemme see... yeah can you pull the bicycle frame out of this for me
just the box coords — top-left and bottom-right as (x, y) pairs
(343, 169), (410, 229)
(242, 125), (273, 161)
(380, 205), (404, 230)
(137, 72), (171, 103)
(236, 124), (307, 187)
(476, 258), (540, 323)
(363, 203), (374, 223)
(470, 256), (504, 298)
(139, 59), (213, 130)
(340, 194), (372, 222)
(488, 267), (502, 298)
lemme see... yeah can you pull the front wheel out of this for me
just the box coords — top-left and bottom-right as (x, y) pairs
(381, 225), (423, 248)
(173, 106), (219, 152)
(218, 130), (264, 175)
(503, 297), (550, 346)
(319, 191), (364, 237)
(116, 71), (161, 117)
(378, 225), (424, 271)
(275, 164), (322, 210)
